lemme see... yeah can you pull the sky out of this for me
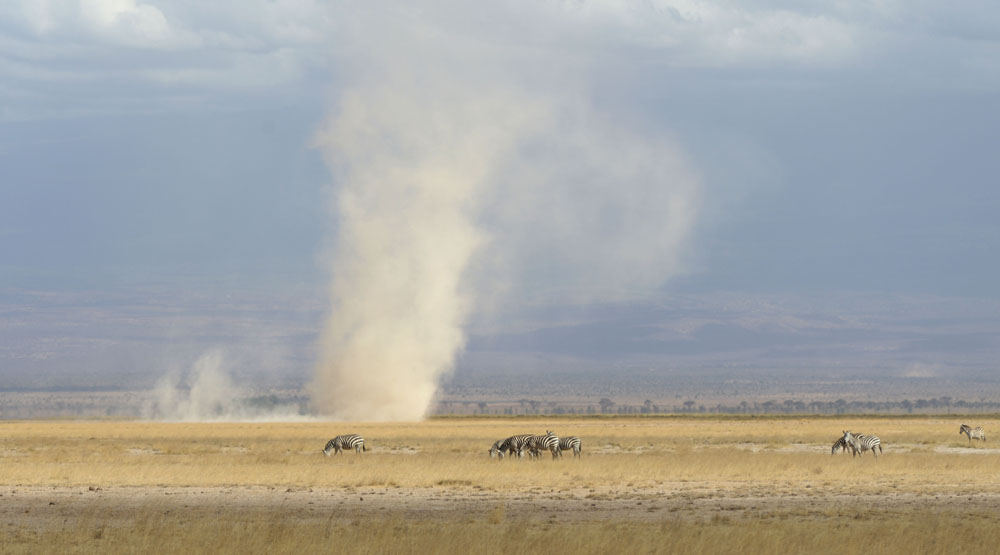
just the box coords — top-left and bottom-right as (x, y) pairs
(1, 1), (999, 393)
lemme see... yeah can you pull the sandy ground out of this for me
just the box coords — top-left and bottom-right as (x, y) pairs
(5, 484), (1000, 533)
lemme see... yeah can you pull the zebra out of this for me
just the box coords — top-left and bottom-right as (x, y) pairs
(489, 439), (506, 459)
(526, 431), (561, 460)
(854, 434), (883, 459)
(323, 434), (365, 456)
(498, 434), (535, 459)
(960, 424), (986, 443)
(831, 436), (855, 456)
(842, 430), (882, 459)
(558, 435), (582, 458)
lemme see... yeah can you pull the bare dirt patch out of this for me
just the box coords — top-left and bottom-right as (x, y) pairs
(125, 448), (161, 455)
(933, 446), (1000, 454)
(5, 484), (1000, 532)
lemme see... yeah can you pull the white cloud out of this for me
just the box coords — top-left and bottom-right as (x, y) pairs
(0, 0), (338, 119)
(549, 1), (859, 65)
(5, 0), (181, 46)
(1, 1), (998, 120)
(80, 0), (173, 44)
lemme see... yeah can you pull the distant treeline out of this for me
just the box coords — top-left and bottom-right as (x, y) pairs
(3, 392), (998, 419)
(433, 396), (1000, 416)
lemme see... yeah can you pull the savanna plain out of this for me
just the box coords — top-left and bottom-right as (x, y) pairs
(2, 416), (1000, 554)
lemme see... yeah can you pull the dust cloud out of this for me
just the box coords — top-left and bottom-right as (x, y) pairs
(309, 3), (701, 421)
(145, 350), (308, 421)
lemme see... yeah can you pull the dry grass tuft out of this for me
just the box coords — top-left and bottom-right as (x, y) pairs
(488, 504), (506, 524)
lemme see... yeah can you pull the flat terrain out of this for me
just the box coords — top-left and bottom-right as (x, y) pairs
(2, 417), (1000, 554)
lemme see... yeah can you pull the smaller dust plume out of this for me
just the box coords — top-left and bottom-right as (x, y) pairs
(145, 350), (310, 421)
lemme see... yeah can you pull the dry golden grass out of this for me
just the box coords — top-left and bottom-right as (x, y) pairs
(3, 416), (1000, 554)
(3, 506), (1000, 555)
(2, 417), (998, 493)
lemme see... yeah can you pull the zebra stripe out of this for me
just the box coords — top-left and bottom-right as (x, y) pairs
(323, 434), (366, 456)
(842, 431), (881, 459)
(960, 424), (986, 443)
(558, 436), (582, 458)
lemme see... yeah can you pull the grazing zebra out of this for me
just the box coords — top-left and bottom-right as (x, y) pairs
(499, 435), (535, 459)
(842, 430), (882, 460)
(831, 436), (855, 456)
(323, 434), (365, 456)
(489, 439), (506, 459)
(960, 424), (986, 443)
(558, 436), (582, 458)
(527, 431), (561, 460)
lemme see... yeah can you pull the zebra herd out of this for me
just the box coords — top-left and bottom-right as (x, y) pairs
(319, 431), (583, 459)
(831, 424), (987, 461)
(488, 431), (583, 460)
(322, 423), (986, 460)
(833, 431), (883, 459)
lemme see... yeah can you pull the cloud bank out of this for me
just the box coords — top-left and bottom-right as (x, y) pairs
(5, 1), (999, 120)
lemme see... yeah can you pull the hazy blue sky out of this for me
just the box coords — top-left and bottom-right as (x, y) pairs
(2, 1), (999, 388)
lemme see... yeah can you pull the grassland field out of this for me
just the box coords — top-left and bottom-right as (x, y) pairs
(2, 416), (999, 554)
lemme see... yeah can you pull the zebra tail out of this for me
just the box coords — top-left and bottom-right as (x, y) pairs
(363, 444), (367, 452)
